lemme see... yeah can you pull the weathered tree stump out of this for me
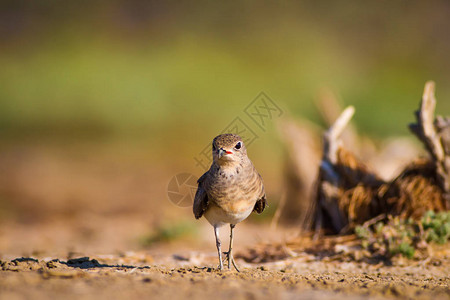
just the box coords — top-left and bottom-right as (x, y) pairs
(312, 81), (449, 236)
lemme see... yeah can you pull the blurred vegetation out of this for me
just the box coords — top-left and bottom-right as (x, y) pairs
(355, 211), (450, 259)
(1, 1), (449, 145)
(0, 1), (450, 223)
(422, 210), (450, 244)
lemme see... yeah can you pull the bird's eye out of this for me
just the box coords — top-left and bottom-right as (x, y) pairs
(234, 142), (242, 150)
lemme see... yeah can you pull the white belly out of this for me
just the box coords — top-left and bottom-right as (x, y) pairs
(204, 203), (253, 227)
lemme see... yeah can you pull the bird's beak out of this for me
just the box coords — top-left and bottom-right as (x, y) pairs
(218, 148), (233, 159)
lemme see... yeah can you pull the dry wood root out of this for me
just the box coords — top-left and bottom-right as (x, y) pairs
(312, 81), (449, 235)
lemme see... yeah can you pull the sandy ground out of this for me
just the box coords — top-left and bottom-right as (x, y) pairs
(1, 219), (449, 300)
(1, 251), (449, 300)
(0, 202), (448, 300)
(0, 143), (449, 300)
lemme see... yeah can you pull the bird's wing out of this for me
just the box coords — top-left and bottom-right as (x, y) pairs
(253, 173), (267, 214)
(253, 194), (266, 214)
(193, 172), (209, 219)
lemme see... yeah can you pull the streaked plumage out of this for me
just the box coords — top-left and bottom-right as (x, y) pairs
(193, 133), (266, 271)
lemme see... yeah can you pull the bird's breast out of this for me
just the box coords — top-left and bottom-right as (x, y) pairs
(206, 164), (263, 214)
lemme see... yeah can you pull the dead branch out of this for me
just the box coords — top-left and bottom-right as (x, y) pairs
(312, 82), (448, 236)
(314, 106), (385, 235)
(316, 107), (357, 234)
(323, 106), (355, 165)
(409, 81), (450, 205)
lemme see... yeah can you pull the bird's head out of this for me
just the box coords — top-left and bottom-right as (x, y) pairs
(211, 134), (247, 166)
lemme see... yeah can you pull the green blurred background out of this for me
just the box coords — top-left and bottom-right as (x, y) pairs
(2, 1), (449, 138)
(0, 0), (449, 228)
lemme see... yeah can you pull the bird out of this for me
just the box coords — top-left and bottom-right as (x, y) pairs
(193, 133), (266, 271)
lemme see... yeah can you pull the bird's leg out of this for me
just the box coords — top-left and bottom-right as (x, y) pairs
(214, 226), (223, 271)
(225, 224), (240, 272)
(227, 224), (233, 269)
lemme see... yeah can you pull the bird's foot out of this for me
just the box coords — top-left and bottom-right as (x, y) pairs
(217, 261), (224, 271)
(223, 251), (240, 272)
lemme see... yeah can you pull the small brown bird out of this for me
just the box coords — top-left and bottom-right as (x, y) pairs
(193, 133), (266, 271)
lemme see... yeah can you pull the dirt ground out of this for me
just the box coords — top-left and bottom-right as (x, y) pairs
(0, 143), (449, 300)
(1, 216), (449, 300)
(1, 250), (449, 300)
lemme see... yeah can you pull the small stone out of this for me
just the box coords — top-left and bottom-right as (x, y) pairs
(67, 257), (90, 265)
